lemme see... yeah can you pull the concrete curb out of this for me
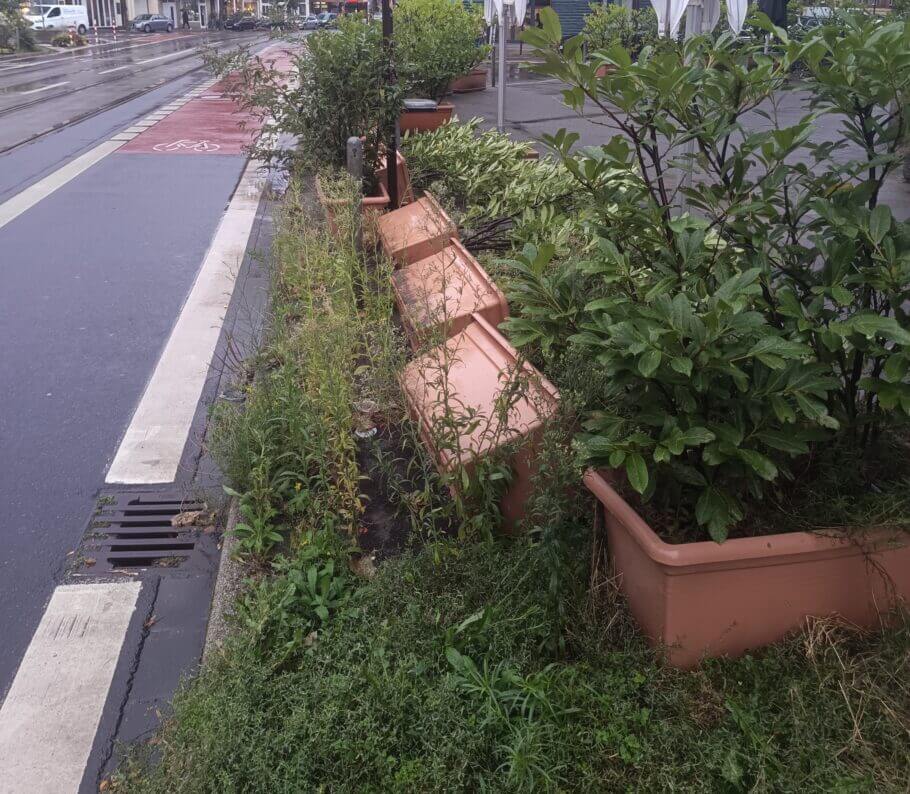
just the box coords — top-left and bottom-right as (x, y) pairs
(202, 499), (246, 665)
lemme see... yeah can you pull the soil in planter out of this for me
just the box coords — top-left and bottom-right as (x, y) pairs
(627, 435), (910, 544)
(354, 421), (455, 560)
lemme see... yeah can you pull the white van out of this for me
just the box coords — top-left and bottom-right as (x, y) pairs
(25, 4), (90, 33)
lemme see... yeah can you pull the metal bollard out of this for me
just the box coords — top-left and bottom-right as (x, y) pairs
(345, 136), (364, 248)
(346, 137), (364, 182)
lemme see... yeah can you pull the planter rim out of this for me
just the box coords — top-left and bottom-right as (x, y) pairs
(315, 174), (389, 210)
(583, 468), (909, 573)
(392, 238), (509, 348)
(402, 101), (455, 114)
(403, 314), (560, 471)
(445, 237), (508, 310)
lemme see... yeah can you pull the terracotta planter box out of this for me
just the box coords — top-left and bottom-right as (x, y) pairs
(315, 175), (390, 237)
(376, 151), (415, 207)
(401, 315), (559, 532)
(594, 63), (615, 78)
(391, 238), (509, 349)
(450, 67), (488, 93)
(583, 469), (910, 668)
(376, 192), (458, 266)
(399, 102), (455, 134)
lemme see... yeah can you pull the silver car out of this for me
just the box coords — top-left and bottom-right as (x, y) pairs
(132, 13), (174, 33)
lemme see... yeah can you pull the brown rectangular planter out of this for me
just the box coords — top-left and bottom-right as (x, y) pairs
(376, 151), (415, 207)
(399, 102), (454, 134)
(450, 67), (488, 93)
(401, 314), (559, 532)
(583, 469), (910, 668)
(315, 174), (390, 237)
(376, 192), (458, 267)
(392, 238), (509, 350)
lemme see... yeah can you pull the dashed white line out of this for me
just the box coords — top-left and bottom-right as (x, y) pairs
(136, 49), (192, 65)
(97, 64), (131, 75)
(18, 81), (69, 95)
(0, 582), (142, 794)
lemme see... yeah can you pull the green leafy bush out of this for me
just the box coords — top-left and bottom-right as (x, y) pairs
(513, 11), (910, 541)
(402, 120), (589, 252)
(204, 15), (400, 182)
(581, 2), (657, 59)
(395, 0), (487, 102)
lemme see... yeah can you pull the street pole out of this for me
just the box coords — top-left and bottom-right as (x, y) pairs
(381, 0), (399, 208)
(496, 3), (508, 132)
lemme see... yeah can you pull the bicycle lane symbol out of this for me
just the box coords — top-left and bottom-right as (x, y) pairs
(151, 139), (222, 153)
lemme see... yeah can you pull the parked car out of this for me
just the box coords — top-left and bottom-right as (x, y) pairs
(131, 13), (174, 32)
(298, 14), (319, 29)
(316, 11), (337, 27)
(225, 12), (257, 30)
(25, 4), (89, 33)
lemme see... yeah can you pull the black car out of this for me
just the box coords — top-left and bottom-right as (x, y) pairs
(316, 11), (337, 27)
(226, 12), (256, 30)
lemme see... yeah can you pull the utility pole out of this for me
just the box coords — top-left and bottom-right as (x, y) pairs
(381, 0), (399, 208)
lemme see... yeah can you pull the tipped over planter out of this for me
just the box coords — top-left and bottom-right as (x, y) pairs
(392, 238), (509, 349)
(583, 469), (910, 668)
(401, 315), (559, 532)
(376, 151), (415, 207)
(376, 192), (458, 266)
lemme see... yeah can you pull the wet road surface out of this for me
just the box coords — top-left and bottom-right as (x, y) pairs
(0, 40), (293, 788)
(0, 29), (267, 151)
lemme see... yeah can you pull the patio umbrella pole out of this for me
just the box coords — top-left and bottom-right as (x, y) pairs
(382, 0), (399, 208)
(497, 4), (508, 131)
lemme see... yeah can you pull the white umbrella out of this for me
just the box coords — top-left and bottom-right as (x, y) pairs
(513, 0), (527, 28)
(703, 0), (721, 33)
(652, 0), (688, 38)
(727, 0), (748, 35)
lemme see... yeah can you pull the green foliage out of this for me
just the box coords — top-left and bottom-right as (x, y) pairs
(118, 540), (910, 792)
(209, 178), (365, 560)
(581, 2), (657, 59)
(204, 16), (401, 181)
(395, 0), (488, 102)
(0, 0), (38, 52)
(401, 120), (587, 252)
(513, 11), (910, 541)
(51, 30), (86, 47)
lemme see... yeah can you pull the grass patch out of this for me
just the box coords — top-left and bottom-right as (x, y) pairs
(119, 541), (909, 792)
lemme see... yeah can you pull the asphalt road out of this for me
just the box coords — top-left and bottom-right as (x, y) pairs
(0, 36), (278, 709)
(0, 29), (267, 151)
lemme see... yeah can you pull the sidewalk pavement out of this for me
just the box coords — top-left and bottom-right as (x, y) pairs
(449, 74), (910, 218)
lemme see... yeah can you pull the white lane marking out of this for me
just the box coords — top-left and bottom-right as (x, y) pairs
(0, 139), (125, 231)
(0, 582), (141, 794)
(97, 64), (131, 75)
(106, 159), (267, 484)
(137, 49), (191, 65)
(109, 132), (138, 140)
(18, 81), (69, 95)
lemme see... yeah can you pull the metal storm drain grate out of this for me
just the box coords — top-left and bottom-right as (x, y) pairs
(76, 492), (219, 575)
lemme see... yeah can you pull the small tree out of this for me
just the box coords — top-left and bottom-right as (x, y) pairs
(509, 10), (910, 541)
(395, 0), (487, 102)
